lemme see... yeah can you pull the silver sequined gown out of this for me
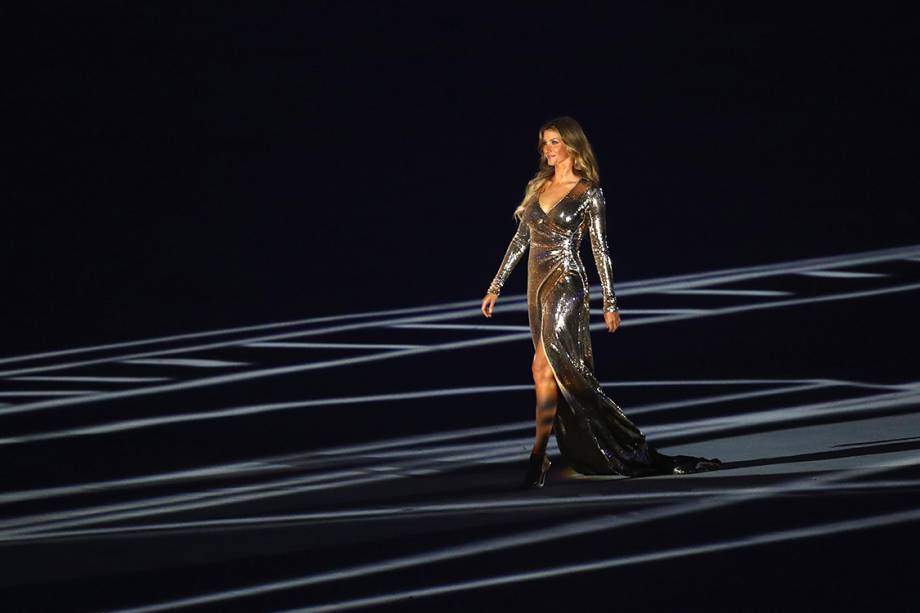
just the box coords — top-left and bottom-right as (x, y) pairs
(488, 177), (720, 476)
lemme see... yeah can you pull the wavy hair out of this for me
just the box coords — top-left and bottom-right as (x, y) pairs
(514, 116), (601, 220)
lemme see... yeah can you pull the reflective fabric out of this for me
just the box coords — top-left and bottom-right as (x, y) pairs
(488, 178), (721, 476)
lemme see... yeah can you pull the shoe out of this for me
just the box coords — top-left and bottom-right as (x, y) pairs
(520, 451), (552, 489)
(673, 457), (722, 475)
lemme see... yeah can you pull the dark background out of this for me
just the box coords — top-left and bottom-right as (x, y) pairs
(5, 2), (918, 356)
(3, 5), (920, 610)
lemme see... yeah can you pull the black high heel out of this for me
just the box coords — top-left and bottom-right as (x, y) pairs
(673, 457), (722, 475)
(520, 450), (552, 489)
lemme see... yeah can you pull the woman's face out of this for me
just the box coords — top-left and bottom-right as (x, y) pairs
(541, 128), (571, 167)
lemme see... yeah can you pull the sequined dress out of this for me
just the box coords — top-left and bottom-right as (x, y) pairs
(488, 177), (721, 476)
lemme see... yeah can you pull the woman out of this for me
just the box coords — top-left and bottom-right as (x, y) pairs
(481, 116), (722, 489)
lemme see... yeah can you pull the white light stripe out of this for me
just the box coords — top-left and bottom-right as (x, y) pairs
(0, 333), (524, 416)
(110, 453), (920, 613)
(586, 280), (920, 332)
(646, 388), (920, 440)
(594, 244), (920, 295)
(390, 324), (532, 331)
(2, 387), (873, 508)
(319, 438), (531, 461)
(0, 299), (502, 366)
(27, 385), (920, 537)
(1, 377), (908, 448)
(121, 358), (247, 368)
(0, 410), (527, 449)
(0, 378), (852, 446)
(9, 389), (920, 548)
(0, 461), (286, 506)
(0, 439), (527, 509)
(9, 376), (170, 383)
(287, 508), (920, 613)
(2, 450), (518, 539)
(664, 289), (791, 296)
(4, 278), (920, 420)
(798, 270), (887, 278)
(3, 244), (918, 379)
(10, 478), (920, 547)
(0, 446), (523, 537)
(663, 385), (920, 430)
(0, 305), (487, 379)
(0, 445), (560, 538)
(6, 383), (918, 537)
(0, 431), (531, 509)
(0, 470), (397, 536)
(627, 382), (831, 416)
(5, 245), (914, 370)
(830, 380), (920, 391)
(244, 342), (424, 350)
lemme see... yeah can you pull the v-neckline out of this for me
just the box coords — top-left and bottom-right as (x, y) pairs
(536, 178), (582, 215)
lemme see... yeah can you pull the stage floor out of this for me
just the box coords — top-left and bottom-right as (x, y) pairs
(2, 244), (920, 611)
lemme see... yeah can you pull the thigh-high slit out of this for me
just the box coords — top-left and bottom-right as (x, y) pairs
(490, 178), (722, 476)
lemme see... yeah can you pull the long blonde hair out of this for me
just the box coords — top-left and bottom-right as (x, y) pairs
(514, 116), (601, 220)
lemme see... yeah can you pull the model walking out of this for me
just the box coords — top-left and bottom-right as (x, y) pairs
(482, 116), (722, 489)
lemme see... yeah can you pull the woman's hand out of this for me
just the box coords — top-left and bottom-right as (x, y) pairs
(481, 293), (498, 318)
(604, 310), (621, 333)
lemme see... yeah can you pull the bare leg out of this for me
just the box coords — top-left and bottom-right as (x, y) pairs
(531, 340), (559, 455)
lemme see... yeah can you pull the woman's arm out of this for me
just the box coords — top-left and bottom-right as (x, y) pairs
(486, 219), (530, 296)
(585, 186), (620, 314)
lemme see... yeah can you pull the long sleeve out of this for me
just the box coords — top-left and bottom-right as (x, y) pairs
(585, 186), (620, 312)
(487, 219), (530, 295)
